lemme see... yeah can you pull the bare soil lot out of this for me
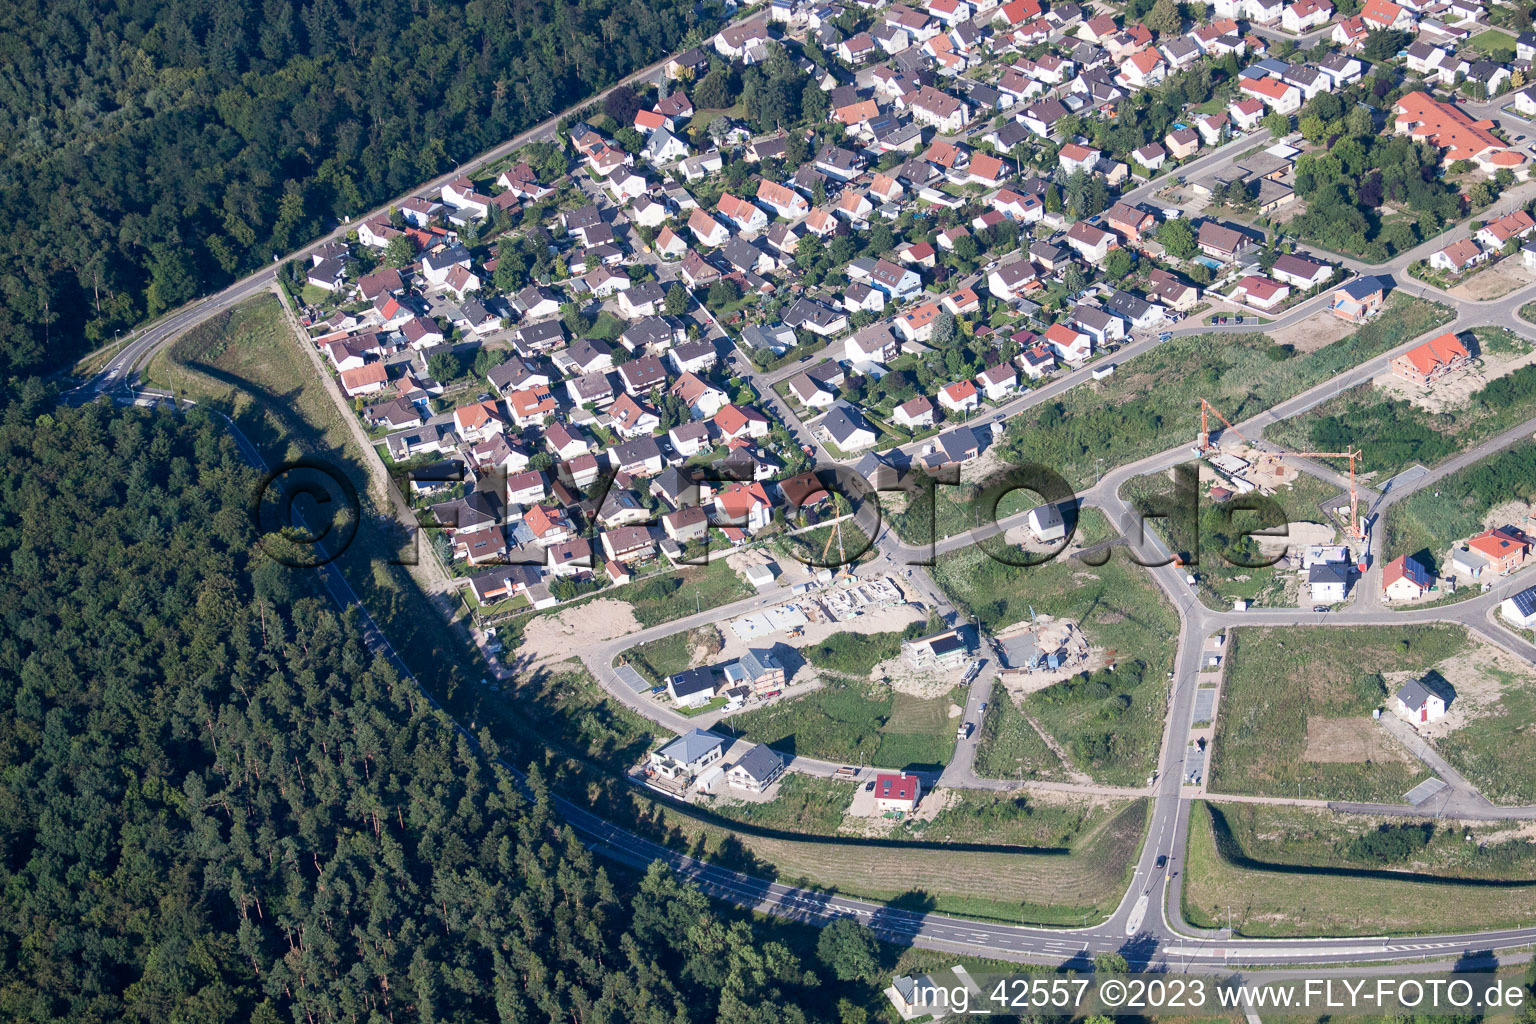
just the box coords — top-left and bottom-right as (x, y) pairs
(521, 599), (641, 662)
(1268, 310), (1358, 354)
(1447, 260), (1535, 301)
(1302, 716), (1410, 764)
(1375, 344), (1536, 414)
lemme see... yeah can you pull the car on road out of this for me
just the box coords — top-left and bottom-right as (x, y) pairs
(1313, 605), (1330, 613)
(1156, 855), (1167, 868)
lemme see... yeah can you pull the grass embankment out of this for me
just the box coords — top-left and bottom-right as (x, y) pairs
(1384, 445), (1536, 573)
(1209, 625), (1467, 802)
(1185, 800), (1536, 937)
(661, 795), (1149, 926)
(996, 295), (1455, 488)
(933, 510), (1179, 786)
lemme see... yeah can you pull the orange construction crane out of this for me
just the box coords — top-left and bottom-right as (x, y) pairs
(1268, 448), (1367, 541)
(1196, 399), (1367, 540)
(1196, 398), (1250, 453)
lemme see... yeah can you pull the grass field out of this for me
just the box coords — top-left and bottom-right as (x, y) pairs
(731, 677), (966, 769)
(973, 681), (1075, 782)
(776, 519), (876, 568)
(624, 625), (724, 685)
(1383, 444), (1536, 572)
(623, 559), (754, 627)
(645, 795), (1149, 925)
(799, 626), (926, 678)
(149, 294), (363, 470)
(1185, 801), (1536, 936)
(1436, 665), (1536, 805)
(997, 295), (1455, 488)
(1208, 625), (1467, 801)
(1471, 27), (1518, 57)
(935, 510), (1180, 786)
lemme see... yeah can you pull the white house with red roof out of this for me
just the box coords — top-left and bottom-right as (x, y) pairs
(938, 379), (981, 414)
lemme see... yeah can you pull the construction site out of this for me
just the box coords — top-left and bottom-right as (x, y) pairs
(1196, 398), (1369, 544)
(991, 611), (1102, 698)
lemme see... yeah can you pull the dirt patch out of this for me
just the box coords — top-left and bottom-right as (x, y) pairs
(520, 599), (641, 662)
(1448, 261), (1535, 301)
(873, 652), (967, 699)
(1482, 499), (1536, 534)
(1269, 310), (1357, 354)
(1374, 340), (1536, 414)
(1303, 716), (1411, 764)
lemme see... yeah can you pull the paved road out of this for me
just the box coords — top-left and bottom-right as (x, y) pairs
(69, 41), (1536, 969)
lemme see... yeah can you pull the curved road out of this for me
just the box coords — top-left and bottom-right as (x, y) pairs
(70, 49), (1536, 971)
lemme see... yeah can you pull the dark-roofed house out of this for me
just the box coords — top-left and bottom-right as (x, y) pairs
(1331, 275), (1385, 322)
(1394, 677), (1449, 725)
(1197, 221), (1258, 262)
(819, 402), (878, 451)
(726, 743), (786, 792)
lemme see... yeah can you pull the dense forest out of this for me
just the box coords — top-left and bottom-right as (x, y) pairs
(0, 394), (844, 1023)
(0, 0), (721, 377)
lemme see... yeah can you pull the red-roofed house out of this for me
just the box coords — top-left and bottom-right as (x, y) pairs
(1382, 554), (1432, 601)
(1430, 237), (1489, 274)
(1391, 333), (1471, 384)
(1360, 0), (1412, 29)
(938, 379), (980, 414)
(1044, 322), (1092, 363)
(872, 772), (922, 811)
(1394, 91), (1508, 166)
(1476, 209), (1536, 249)
(1241, 75), (1301, 114)
(1231, 274), (1290, 310)
(339, 362), (388, 397)
(714, 403), (772, 440)
(1465, 527), (1529, 575)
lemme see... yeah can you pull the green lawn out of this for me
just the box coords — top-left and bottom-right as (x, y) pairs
(1208, 625), (1467, 802)
(1471, 28), (1518, 57)
(621, 559), (754, 627)
(1383, 444), (1536, 573)
(997, 295), (1455, 488)
(731, 677), (966, 770)
(622, 625), (724, 685)
(934, 510), (1179, 786)
(1185, 800), (1536, 937)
